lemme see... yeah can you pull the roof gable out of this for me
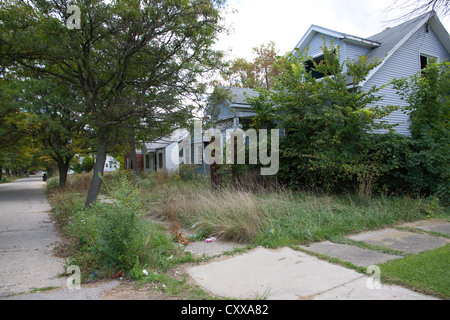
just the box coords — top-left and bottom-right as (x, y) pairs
(360, 11), (449, 86)
(293, 25), (380, 55)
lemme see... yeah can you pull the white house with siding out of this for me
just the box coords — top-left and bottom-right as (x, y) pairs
(207, 11), (449, 137)
(142, 129), (189, 173)
(293, 10), (450, 136)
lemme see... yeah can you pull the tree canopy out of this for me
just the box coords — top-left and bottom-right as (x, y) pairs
(1, 0), (227, 205)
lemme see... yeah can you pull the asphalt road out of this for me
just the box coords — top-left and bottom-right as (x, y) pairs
(0, 175), (66, 298)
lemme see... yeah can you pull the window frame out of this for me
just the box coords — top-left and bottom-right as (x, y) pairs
(419, 52), (439, 70)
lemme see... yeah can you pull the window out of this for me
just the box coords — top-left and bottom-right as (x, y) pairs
(145, 154), (150, 169)
(305, 54), (327, 79)
(158, 153), (163, 169)
(420, 54), (437, 70)
(305, 52), (339, 79)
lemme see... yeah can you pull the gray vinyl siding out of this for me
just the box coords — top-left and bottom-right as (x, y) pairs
(344, 42), (371, 62)
(207, 102), (234, 121)
(306, 33), (345, 65)
(363, 24), (450, 136)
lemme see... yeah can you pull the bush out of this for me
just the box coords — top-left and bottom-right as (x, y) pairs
(65, 173), (181, 276)
(249, 42), (449, 204)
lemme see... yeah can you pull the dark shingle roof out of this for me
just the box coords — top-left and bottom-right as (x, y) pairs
(365, 11), (433, 62)
(227, 87), (260, 105)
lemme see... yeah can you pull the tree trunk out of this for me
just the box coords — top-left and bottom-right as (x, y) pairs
(85, 127), (109, 207)
(57, 156), (72, 188)
(129, 127), (140, 178)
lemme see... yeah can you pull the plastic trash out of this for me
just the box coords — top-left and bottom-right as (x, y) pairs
(205, 237), (216, 243)
(142, 269), (149, 276)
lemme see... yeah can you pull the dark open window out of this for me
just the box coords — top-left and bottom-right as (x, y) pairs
(158, 153), (163, 169)
(305, 55), (326, 79)
(420, 55), (428, 70)
(420, 54), (437, 70)
(305, 51), (337, 79)
(145, 154), (150, 169)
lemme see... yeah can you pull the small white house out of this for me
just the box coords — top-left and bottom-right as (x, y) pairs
(104, 154), (119, 172)
(142, 129), (189, 173)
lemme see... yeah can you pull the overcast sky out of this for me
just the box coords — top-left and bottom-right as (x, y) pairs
(215, 0), (450, 61)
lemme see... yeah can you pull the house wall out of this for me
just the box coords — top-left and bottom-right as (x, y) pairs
(344, 42), (371, 62)
(104, 155), (119, 172)
(306, 33), (346, 65)
(363, 24), (450, 136)
(164, 142), (180, 171)
(124, 153), (144, 171)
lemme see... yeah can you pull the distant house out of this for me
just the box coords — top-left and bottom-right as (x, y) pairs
(104, 155), (119, 172)
(142, 129), (189, 173)
(124, 150), (144, 172)
(207, 11), (450, 137)
(69, 154), (119, 174)
(206, 86), (260, 130)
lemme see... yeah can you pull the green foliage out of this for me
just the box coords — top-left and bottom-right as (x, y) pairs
(391, 61), (450, 202)
(63, 173), (181, 276)
(1, 0), (228, 205)
(248, 39), (448, 203)
(250, 38), (394, 191)
(81, 157), (94, 173)
(178, 164), (201, 181)
(221, 41), (281, 90)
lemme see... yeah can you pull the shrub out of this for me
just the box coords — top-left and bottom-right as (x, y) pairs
(249, 38), (394, 193)
(248, 41), (449, 203)
(65, 173), (181, 276)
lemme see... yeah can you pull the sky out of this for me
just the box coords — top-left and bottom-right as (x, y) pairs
(214, 0), (450, 61)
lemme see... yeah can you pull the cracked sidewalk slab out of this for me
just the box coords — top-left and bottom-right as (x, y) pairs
(187, 247), (434, 300)
(400, 219), (450, 235)
(299, 241), (402, 267)
(314, 277), (437, 300)
(184, 240), (246, 257)
(348, 228), (450, 254)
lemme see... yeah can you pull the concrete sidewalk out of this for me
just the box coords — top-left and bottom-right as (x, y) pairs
(187, 219), (450, 300)
(0, 176), (66, 298)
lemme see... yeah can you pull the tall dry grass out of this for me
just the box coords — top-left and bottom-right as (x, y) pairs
(47, 170), (439, 248)
(161, 187), (275, 242)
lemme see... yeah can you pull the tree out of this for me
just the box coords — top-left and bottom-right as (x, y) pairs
(0, 78), (32, 179)
(1, 0), (227, 206)
(391, 61), (449, 199)
(384, 0), (449, 20)
(16, 76), (88, 188)
(249, 39), (396, 190)
(222, 41), (281, 90)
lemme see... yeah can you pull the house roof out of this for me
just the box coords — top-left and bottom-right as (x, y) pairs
(219, 87), (260, 105)
(144, 129), (189, 152)
(294, 25), (380, 54)
(294, 11), (450, 86)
